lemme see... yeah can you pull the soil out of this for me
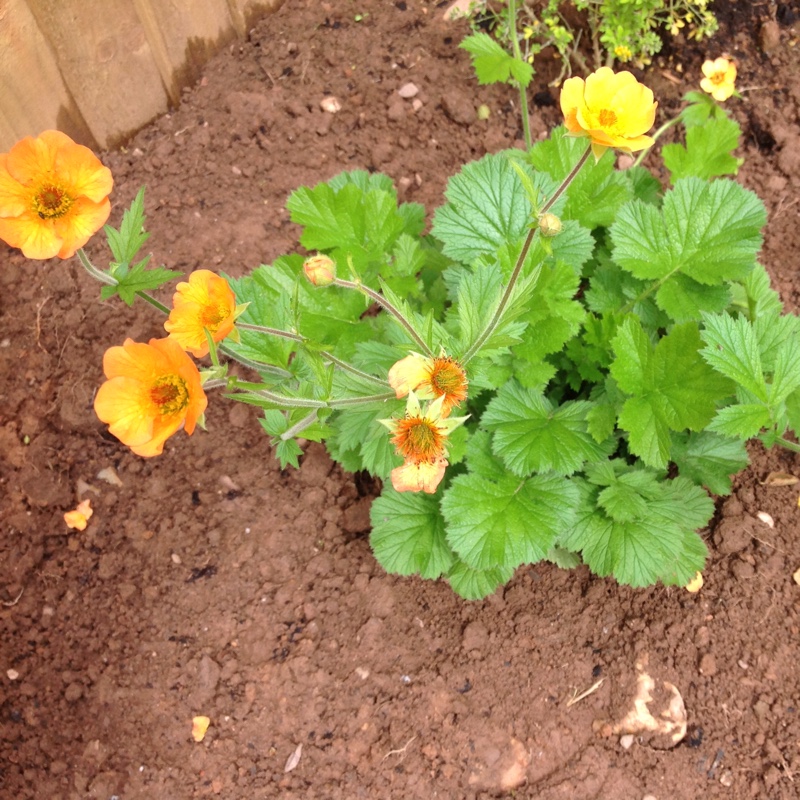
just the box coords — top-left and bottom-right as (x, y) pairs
(2, 1), (800, 798)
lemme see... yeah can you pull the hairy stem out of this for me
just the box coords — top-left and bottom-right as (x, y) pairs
(462, 145), (592, 365)
(333, 278), (433, 357)
(281, 410), (319, 441)
(508, 0), (532, 150)
(632, 115), (681, 168)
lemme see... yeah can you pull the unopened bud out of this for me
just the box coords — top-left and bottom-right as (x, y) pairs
(538, 213), (562, 238)
(303, 254), (336, 287)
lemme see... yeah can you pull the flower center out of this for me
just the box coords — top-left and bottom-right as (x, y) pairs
(710, 71), (726, 86)
(200, 303), (230, 332)
(391, 417), (446, 463)
(428, 358), (468, 408)
(597, 109), (618, 129)
(33, 184), (74, 219)
(150, 375), (190, 416)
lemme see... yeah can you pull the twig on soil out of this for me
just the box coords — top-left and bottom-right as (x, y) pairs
(34, 296), (52, 353)
(381, 735), (417, 763)
(1, 588), (24, 607)
(566, 678), (604, 708)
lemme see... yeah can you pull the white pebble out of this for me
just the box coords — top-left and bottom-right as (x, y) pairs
(398, 82), (419, 99)
(320, 96), (342, 113)
(7, 669), (19, 681)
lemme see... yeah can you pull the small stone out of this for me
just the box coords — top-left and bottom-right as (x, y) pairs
(171, 553), (182, 565)
(320, 96), (342, 113)
(759, 20), (781, 54)
(793, 566), (800, 585)
(7, 669), (19, 681)
(719, 769), (734, 787)
(411, 98), (423, 112)
(398, 82), (419, 99)
(64, 682), (83, 702)
(699, 653), (717, 676)
(619, 734), (635, 750)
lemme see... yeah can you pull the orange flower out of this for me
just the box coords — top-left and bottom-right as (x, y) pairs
(700, 57), (737, 102)
(388, 353), (468, 417)
(94, 337), (207, 457)
(560, 67), (657, 159)
(0, 130), (112, 259)
(380, 393), (468, 494)
(64, 499), (93, 531)
(164, 269), (238, 357)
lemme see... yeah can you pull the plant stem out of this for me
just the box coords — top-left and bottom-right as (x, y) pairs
(462, 145), (592, 365)
(508, 0), (532, 150)
(76, 248), (170, 313)
(333, 278), (434, 357)
(775, 437), (800, 455)
(237, 321), (389, 387)
(328, 392), (396, 408)
(632, 115), (681, 168)
(281, 410), (319, 441)
(218, 345), (294, 379)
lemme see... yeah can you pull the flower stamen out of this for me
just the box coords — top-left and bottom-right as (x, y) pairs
(150, 375), (190, 416)
(33, 184), (74, 219)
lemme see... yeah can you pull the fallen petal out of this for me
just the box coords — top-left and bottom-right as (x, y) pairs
(192, 715), (210, 742)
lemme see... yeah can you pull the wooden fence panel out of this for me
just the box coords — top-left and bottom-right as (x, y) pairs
(0, 0), (283, 152)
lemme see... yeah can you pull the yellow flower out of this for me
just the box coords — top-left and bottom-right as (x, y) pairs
(700, 57), (737, 102)
(0, 130), (112, 259)
(380, 393), (468, 494)
(64, 499), (93, 531)
(388, 353), (468, 417)
(164, 269), (238, 358)
(560, 67), (657, 159)
(94, 337), (207, 457)
(614, 45), (633, 62)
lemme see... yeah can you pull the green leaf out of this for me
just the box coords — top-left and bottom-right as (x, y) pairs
(441, 473), (578, 571)
(566, 472), (712, 587)
(663, 116), (742, 183)
(670, 431), (749, 495)
(699, 313), (768, 402)
(482, 382), (611, 476)
(275, 438), (303, 469)
(370, 489), (455, 579)
(104, 186), (149, 265)
(707, 403), (772, 439)
(100, 257), (181, 305)
(611, 178), (766, 295)
(447, 560), (515, 600)
(611, 318), (734, 467)
(460, 32), (533, 87)
(432, 153), (557, 264)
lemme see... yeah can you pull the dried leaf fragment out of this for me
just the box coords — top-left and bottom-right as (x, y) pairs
(192, 715), (210, 742)
(760, 471), (798, 487)
(284, 743), (303, 772)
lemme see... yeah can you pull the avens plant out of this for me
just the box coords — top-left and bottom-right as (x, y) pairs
(3, 52), (795, 601)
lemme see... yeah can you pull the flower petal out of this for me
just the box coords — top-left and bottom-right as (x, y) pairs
(391, 458), (448, 494)
(52, 196), (111, 258)
(388, 354), (432, 399)
(0, 212), (61, 259)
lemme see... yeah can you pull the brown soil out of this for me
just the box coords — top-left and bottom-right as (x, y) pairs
(2, 1), (800, 798)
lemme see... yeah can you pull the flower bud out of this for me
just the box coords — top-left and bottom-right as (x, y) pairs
(303, 254), (336, 287)
(538, 212), (562, 238)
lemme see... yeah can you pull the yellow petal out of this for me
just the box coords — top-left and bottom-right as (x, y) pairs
(0, 212), (61, 260)
(391, 458), (447, 494)
(388, 354), (432, 399)
(52, 196), (111, 258)
(191, 716), (211, 742)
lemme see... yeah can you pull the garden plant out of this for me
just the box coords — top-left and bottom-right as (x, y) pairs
(2, 43), (795, 601)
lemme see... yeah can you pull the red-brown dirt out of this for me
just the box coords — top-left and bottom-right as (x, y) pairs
(2, 1), (799, 798)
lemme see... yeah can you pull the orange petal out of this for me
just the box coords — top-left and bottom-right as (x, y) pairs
(64, 499), (93, 531)
(52, 196), (111, 258)
(0, 212), (62, 260)
(94, 376), (156, 447)
(0, 154), (31, 218)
